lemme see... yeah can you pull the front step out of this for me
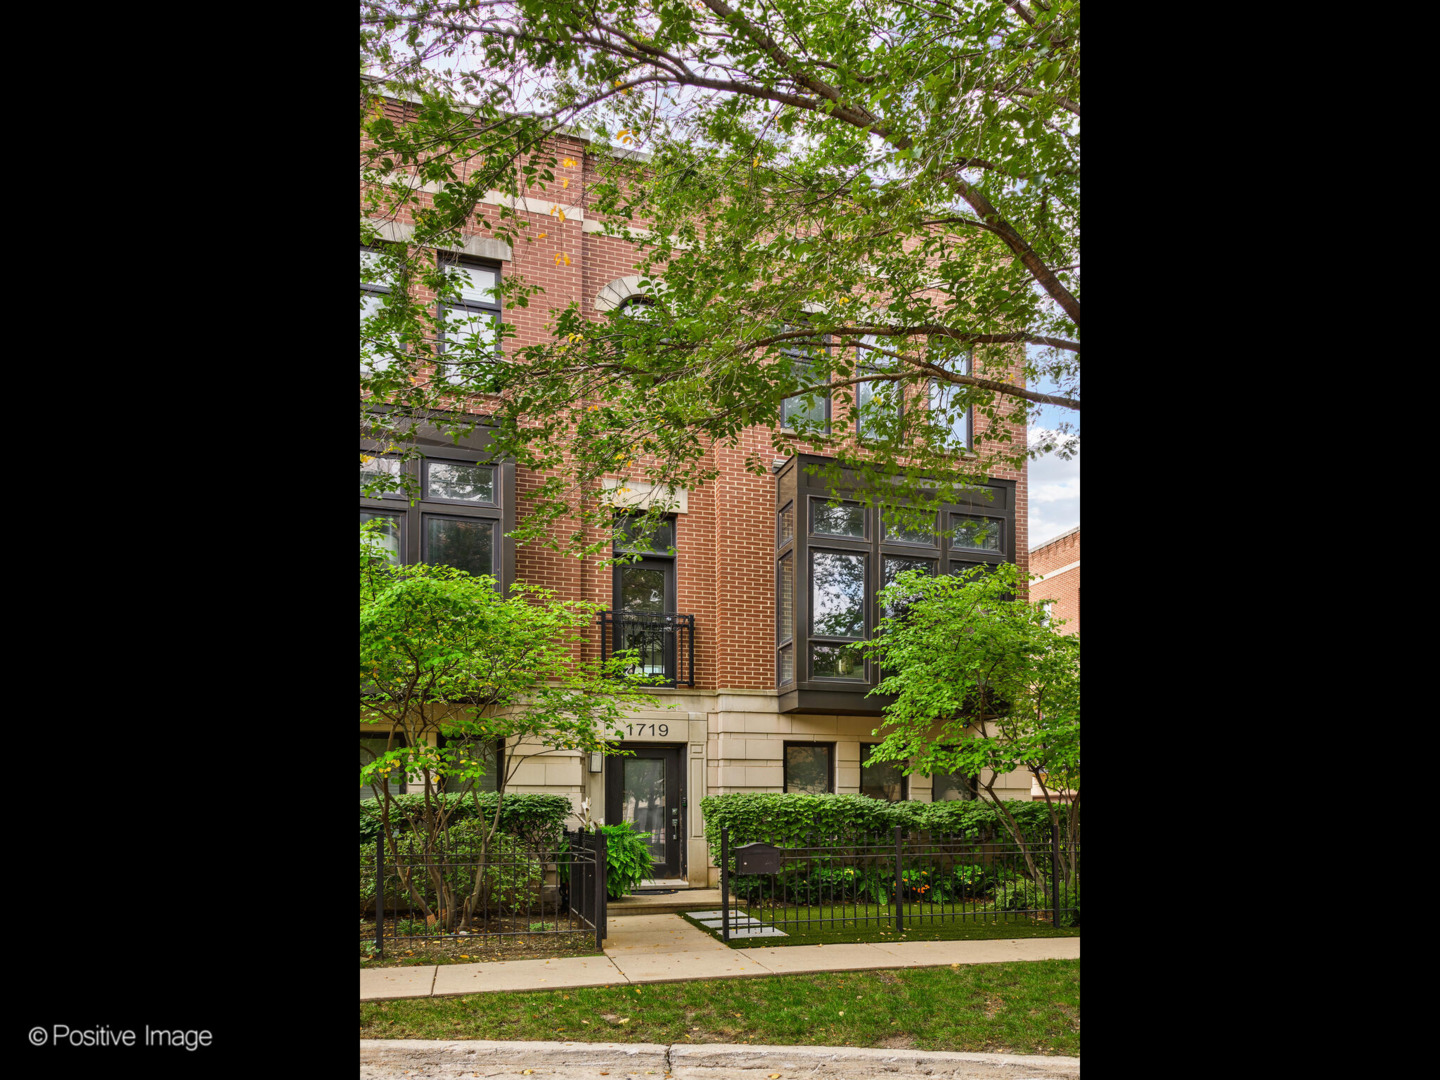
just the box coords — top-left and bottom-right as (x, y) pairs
(608, 887), (729, 916)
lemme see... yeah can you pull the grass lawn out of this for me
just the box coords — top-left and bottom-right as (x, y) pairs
(682, 904), (1080, 947)
(359, 959), (1080, 1055)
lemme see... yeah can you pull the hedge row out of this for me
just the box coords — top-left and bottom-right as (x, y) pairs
(698, 792), (1071, 865)
(359, 792), (572, 846)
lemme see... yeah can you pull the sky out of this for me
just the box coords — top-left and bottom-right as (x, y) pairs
(1025, 359), (1080, 548)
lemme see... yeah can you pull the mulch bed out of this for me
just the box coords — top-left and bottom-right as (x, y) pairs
(360, 919), (602, 968)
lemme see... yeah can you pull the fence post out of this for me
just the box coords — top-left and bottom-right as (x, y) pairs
(374, 832), (385, 957)
(720, 825), (730, 942)
(893, 826), (904, 933)
(1051, 826), (1061, 927)
(594, 830), (607, 950)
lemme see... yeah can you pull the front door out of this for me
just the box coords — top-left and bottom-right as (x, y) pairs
(606, 744), (684, 880)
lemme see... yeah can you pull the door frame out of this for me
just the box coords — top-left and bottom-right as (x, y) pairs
(605, 743), (686, 880)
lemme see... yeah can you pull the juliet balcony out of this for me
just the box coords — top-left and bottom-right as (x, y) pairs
(598, 611), (696, 689)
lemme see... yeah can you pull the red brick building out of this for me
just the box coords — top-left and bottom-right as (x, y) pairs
(362, 113), (1035, 885)
(1028, 526), (1079, 636)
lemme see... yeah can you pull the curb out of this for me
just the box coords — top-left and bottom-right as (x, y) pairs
(359, 1039), (1080, 1076)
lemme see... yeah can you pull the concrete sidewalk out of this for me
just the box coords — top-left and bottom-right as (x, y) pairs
(360, 912), (1079, 1001)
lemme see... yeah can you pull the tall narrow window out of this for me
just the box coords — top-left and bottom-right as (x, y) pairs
(855, 337), (901, 440)
(810, 550), (866, 679)
(780, 329), (829, 431)
(928, 350), (973, 451)
(360, 247), (399, 376)
(437, 258), (502, 388)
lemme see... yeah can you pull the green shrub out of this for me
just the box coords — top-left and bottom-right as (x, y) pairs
(360, 820), (544, 916)
(359, 791), (572, 848)
(699, 792), (1067, 865)
(597, 822), (654, 899)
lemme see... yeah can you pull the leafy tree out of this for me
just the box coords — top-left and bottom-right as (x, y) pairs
(359, 523), (658, 931)
(858, 561), (1079, 891)
(359, 0), (1079, 551)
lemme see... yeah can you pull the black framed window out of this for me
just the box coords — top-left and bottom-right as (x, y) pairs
(360, 731), (407, 801)
(784, 741), (835, 793)
(615, 513), (676, 556)
(774, 453), (1015, 710)
(860, 744), (907, 801)
(881, 507), (937, 546)
(423, 515), (496, 578)
(424, 460), (496, 505)
(359, 508), (403, 565)
(778, 501), (795, 547)
(855, 337), (902, 440)
(360, 455), (404, 499)
(810, 497), (867, 539)
(361, 436), (507, 589)
(360, 246), (401, 376)
(436, 256), (502, 388)
(950, 514), (1004, 554)
(927, 350), (974, 451)
(809, 549), (867, 680)
(780, 328), (830, 431)
(880, 555), (935, 617)
(930, 747), (978, 801)
(438, 734), (503, 794)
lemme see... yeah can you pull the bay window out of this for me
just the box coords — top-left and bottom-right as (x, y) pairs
(773, 453), (1016, 713)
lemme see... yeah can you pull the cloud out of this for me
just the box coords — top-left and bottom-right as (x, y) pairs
(1026, 428), (1079, 549)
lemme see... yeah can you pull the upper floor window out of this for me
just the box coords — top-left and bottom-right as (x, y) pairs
(617, 295), (657, 320)
(854, 336), (901, 441)
(780, 328), (829, 432)
(436, 256), (501, 388)
(361, 451), (502, 585)
(927, 350), (973, 451)
(360, 246), (400, 376)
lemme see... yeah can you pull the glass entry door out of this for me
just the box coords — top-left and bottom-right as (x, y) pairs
(614, 557), (676, 680)
(606, 744), (683, 879)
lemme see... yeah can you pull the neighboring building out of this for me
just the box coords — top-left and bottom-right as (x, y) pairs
(1029, 526), (1079, 636)
(361, 105), (1034, 887)
(1028, 525), (1078, 801)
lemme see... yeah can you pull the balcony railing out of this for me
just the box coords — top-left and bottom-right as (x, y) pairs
(598, 611), (695, 688)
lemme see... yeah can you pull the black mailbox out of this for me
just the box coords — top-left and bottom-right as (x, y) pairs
(734, 842), (784, 875)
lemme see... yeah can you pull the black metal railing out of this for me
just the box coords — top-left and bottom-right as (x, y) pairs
(717, 825), (1078, 940)
(362, 829), (608, 956)
(599, 611), (695, 687)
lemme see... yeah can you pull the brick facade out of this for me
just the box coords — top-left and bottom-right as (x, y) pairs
(1028, 526), (1079, 637)
(362, 115), (1036, 883)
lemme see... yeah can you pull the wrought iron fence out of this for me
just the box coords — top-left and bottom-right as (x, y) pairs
(598, 611), (695, 687)
(717, 825), (1078, 940)
(362, 829), (608, 955)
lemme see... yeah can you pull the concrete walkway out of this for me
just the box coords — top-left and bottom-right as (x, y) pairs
(360, 912), (1079, 1001)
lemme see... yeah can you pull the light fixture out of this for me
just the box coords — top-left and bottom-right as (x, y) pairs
(589, 751), (603, 773)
